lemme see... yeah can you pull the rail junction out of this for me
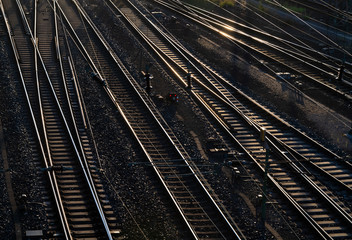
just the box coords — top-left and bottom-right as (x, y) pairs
(0, 0), (351, 239)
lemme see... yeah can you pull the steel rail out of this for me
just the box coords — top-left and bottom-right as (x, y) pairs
(107, 0), (262, 237)
(168, 1), (324, 61)
(264, 134), (352, 224)
(293, 0), (352, 20)
(190, 69), (350, 239)
(53, 2), (111, 233)
(15, 0), (113, 238)
(104, 1), (245, 237)
(104, 0), (352, 237)
(159, 28), (346, 163)
(200, 0), (352, 73)
(70, 1), (208, 233)
(113, 0), (350, 185)
(175, 1), (344, 73)
(146, 0), (351, 195)
(157, 7), (352, 232)
(66, 1), (209, 237)
(192, 0), (352, 81)
(0, 0), (70, 238)
(58, 0), (244, 238)
(255, 0), (352, 60)
(188, 55), (352, 229)
(164, 0), (341, 71)
(112, 0), (247, 113)
(129, 0), (351, 170)
(116, 0), (348, 166)
(58, 0), (88, 129)
(155, 0), (352, 100)
(190, 47), (352, 238)
(56, 2), (204, 239)
(56, 2), (120, 235)
(192, 92), (333, 239)
(91, 0), (237, 237)
(124, 0), (352, 198)
(172, 0), (341, 60)
(51, 2), (110, 233)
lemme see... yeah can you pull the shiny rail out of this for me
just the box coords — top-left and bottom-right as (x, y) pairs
(56, 0), (244, 238)
(2, 0), (114, 238)
(102, 0), (352, 238)
(155, 0), (352, 101)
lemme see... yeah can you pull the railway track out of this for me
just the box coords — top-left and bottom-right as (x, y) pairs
(0, 0), (60, 236)
(1, 0), (351, 238)
(1, 0), (119, 238)
(154, 0), (352, 102)
(95, 0), (352, 238)
(56, 0), (245, 238)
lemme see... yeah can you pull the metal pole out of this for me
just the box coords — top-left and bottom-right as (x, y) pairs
(261, 143), (269, 239)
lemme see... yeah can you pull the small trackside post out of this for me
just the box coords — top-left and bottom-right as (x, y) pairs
(260, 127), (268, 239)
(142, 64), (153, 95)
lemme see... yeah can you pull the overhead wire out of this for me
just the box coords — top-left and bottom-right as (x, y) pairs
(271, 0), (352, 59)
(143, 6), (327, 235)
(133, 2), (317, 236)
(178, 0), (351, 128)
(317, 0), (352, 20)
(48, 0), (150, 238)
(174, 0), (350, 127)
(205, 0), (342, 67)
(75, 0), (106, 79)
(288, 0), (349, 23)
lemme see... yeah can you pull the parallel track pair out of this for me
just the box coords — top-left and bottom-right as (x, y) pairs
(1, 0), (118, 238)
(57, 0), (244, 238)
(99, 0), (352, 238)
(156, 0), (352, 101)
